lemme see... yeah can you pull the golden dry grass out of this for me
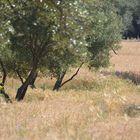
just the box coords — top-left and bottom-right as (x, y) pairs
(111, 41), (140, 73)
(1, 41), (140, 140)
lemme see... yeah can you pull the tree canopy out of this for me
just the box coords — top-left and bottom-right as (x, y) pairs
(0, 0), (123, 100)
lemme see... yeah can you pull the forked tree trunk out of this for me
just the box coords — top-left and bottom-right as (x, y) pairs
(15, 63), (38, 101)
(53, 71), (66, 91)
(53, 63), (84, 91)
(16, 70), (37, 89)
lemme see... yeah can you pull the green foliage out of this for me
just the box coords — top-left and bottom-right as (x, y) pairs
(86, 0), (122, 68)
(40, 0), (88, 78)
(114, 0), (140, 38)
(9, 1), (55, 63)
(0, 0), (123, 94)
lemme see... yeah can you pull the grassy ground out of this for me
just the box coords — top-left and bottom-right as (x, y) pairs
(1, 41), (140, 140)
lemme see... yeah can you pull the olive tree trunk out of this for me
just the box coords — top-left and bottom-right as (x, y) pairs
(53, 71), (66, 91)
(15, 60), (38, 101)
(29, 72), (37, 89)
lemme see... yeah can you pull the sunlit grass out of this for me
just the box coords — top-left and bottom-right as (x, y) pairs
(0, 69), (140, 140)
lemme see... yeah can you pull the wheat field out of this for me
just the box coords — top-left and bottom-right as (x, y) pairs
(1, 41), (140, 140)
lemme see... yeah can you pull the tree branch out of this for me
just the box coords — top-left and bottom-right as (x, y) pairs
(16, 70), (24, 84)
(112, 48), (118, 55)
(61, 62), (84, 87)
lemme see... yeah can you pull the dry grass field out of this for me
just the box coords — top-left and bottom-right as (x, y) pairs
(111, 41), (140, 72)
(1, 41), (140, 140)
(110, 40), (140, 84)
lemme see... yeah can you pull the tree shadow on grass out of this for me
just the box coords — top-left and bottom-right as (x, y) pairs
(101, 71), (140, 85)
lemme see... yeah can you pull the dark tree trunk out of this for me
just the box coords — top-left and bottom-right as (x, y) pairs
(16, 83), (28, 101)
(15, 61), (38, 101)
(53, 71), (66, 91)
(0, 58), (7, 85)
(29, 72), (37, 89)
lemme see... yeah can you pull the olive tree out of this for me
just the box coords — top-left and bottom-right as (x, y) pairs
(5, 0), (58, 101)
(86, 0), (122, 69)
(42, 0), (123, 91)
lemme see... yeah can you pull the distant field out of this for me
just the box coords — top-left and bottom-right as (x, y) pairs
(111, 41), (140, 73)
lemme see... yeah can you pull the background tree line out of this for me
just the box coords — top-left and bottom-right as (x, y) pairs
(114, 0), (140, 39)
(0, 0), (138, 101)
